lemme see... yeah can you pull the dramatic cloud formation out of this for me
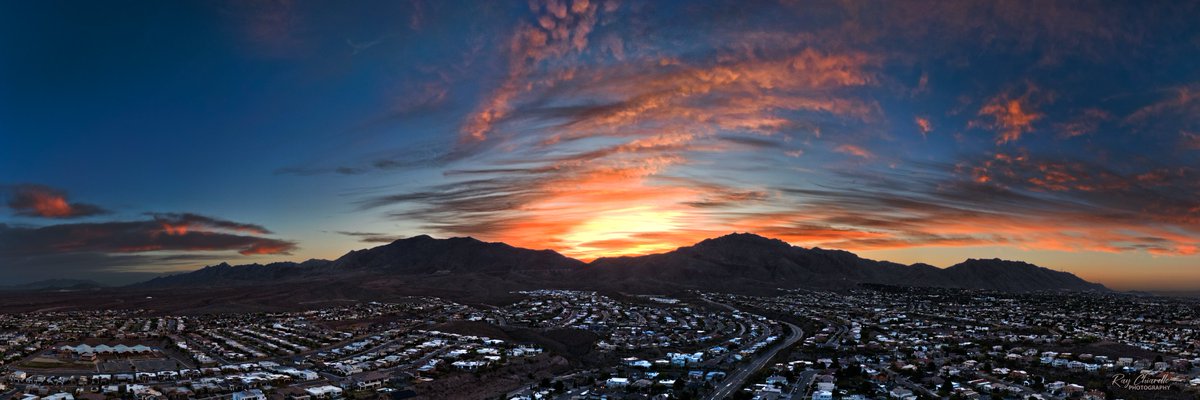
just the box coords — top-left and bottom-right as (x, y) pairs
(5, 184), (108, 218)
(0, 184), (298, 282)
(148, 212), (272, 236)
(346, 0), (1200, 269)
(7, 0), (1200, 288)
(462, 0), (612, 142)
(0, 216), (296, 257)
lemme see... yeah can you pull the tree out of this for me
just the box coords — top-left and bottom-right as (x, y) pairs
(940, 379), (953, 396)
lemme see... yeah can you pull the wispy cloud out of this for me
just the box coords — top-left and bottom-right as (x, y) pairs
(0, 215), (297, 257)
(336, 231), (406, 243)
(0, 184), (298, 282)
(834, 144), (874, 159)
(306, 0), (1200, 265)
(361, 47), (883, 258)
(462, 0), (611, 142)
(974, 86), (1043, 145)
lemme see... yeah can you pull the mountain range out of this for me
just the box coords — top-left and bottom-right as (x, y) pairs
(134, 233), (1107, 294)
(0, 279), (105, 291)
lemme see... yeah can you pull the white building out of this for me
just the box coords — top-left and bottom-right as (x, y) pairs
(232, 389), (266, 400)
(606, 377), (629, 388)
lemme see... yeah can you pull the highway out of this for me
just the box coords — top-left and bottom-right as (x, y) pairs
(791, 370), (818, 399)
(703, 320), (802, 400)
(700, 297), (804, 400)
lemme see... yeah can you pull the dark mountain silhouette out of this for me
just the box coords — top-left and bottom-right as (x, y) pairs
(137, 235), (582, 288)
(1, 279), (105, 291)
(936, 258), (1107, 292)
(325, 234), (585, 273)
(138, 259), (332, 288)
(580, 233), (1104, 292)
(582, 233), (942, 290)
(134, 233), (1107, 293)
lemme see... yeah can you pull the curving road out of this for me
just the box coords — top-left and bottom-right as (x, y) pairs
(701, 299), (804, 400)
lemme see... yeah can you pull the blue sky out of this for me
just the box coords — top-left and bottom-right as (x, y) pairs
(3, 1), (1200, 289)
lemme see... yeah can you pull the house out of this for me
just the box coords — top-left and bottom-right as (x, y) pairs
(451, 360), (488, 370)
(606, 377), (629, 388)
(814, 390), (834, 400)
(275, 387), (311, 400)
(625, 358), (652, 368)
(889, 387), (913, 398)
(352, 372), (389, 390)
(231, 389), (265, 400)
(303, 385), (343, 399)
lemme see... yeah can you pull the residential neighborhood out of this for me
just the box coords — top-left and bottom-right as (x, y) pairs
(2, 287), (1197, 399)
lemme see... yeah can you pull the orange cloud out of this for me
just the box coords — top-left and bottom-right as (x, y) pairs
(239, 241), (296, 255)
(2, 216), (297, 258)
(1125, 85), (1200, 124)
(1056, 108), (1110, 138)
(382, 29), (887, 261)
(30, 193), (72, 217)
(834, 144), (874, 159)
(915, 116), (932, 137)
(5, 184), (108, 219)
(462, 0), (608, 141)
(977, 96), (1040, 144)
(162, 223), (189, 236)
(364, 4), (1200, 264)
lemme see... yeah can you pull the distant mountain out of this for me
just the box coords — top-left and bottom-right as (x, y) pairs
(581, 233), (1105, 292)
(133, 233), (1108, 293)
(325, 234), (585, 273)
(1, 279), (104, 291)
(582, 233), (941, 290)
(135, 235), (582, 288)
(137, 259), (332, 288)
(936, 258), (1107, 292)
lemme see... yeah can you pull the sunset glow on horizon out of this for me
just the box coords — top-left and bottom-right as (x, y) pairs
(3, 1), (1200, 290)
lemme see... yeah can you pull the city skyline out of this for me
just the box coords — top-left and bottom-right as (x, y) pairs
(4, 1), (1200, 290)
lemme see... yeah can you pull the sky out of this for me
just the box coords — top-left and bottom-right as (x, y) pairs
(2, 1), (1200, 290)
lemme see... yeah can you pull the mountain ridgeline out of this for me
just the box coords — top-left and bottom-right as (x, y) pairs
(136, 233), (1107, 293)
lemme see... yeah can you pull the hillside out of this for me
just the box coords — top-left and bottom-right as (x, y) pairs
(134, 233), (1108, 294)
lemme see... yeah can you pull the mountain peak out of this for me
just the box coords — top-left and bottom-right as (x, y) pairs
(329, 234), (582, 273)
(392, 234), (435, 243)
(694, 232), (791, 249)
(951, 258), (1042, 270)
(943, 258), (1107, 292)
